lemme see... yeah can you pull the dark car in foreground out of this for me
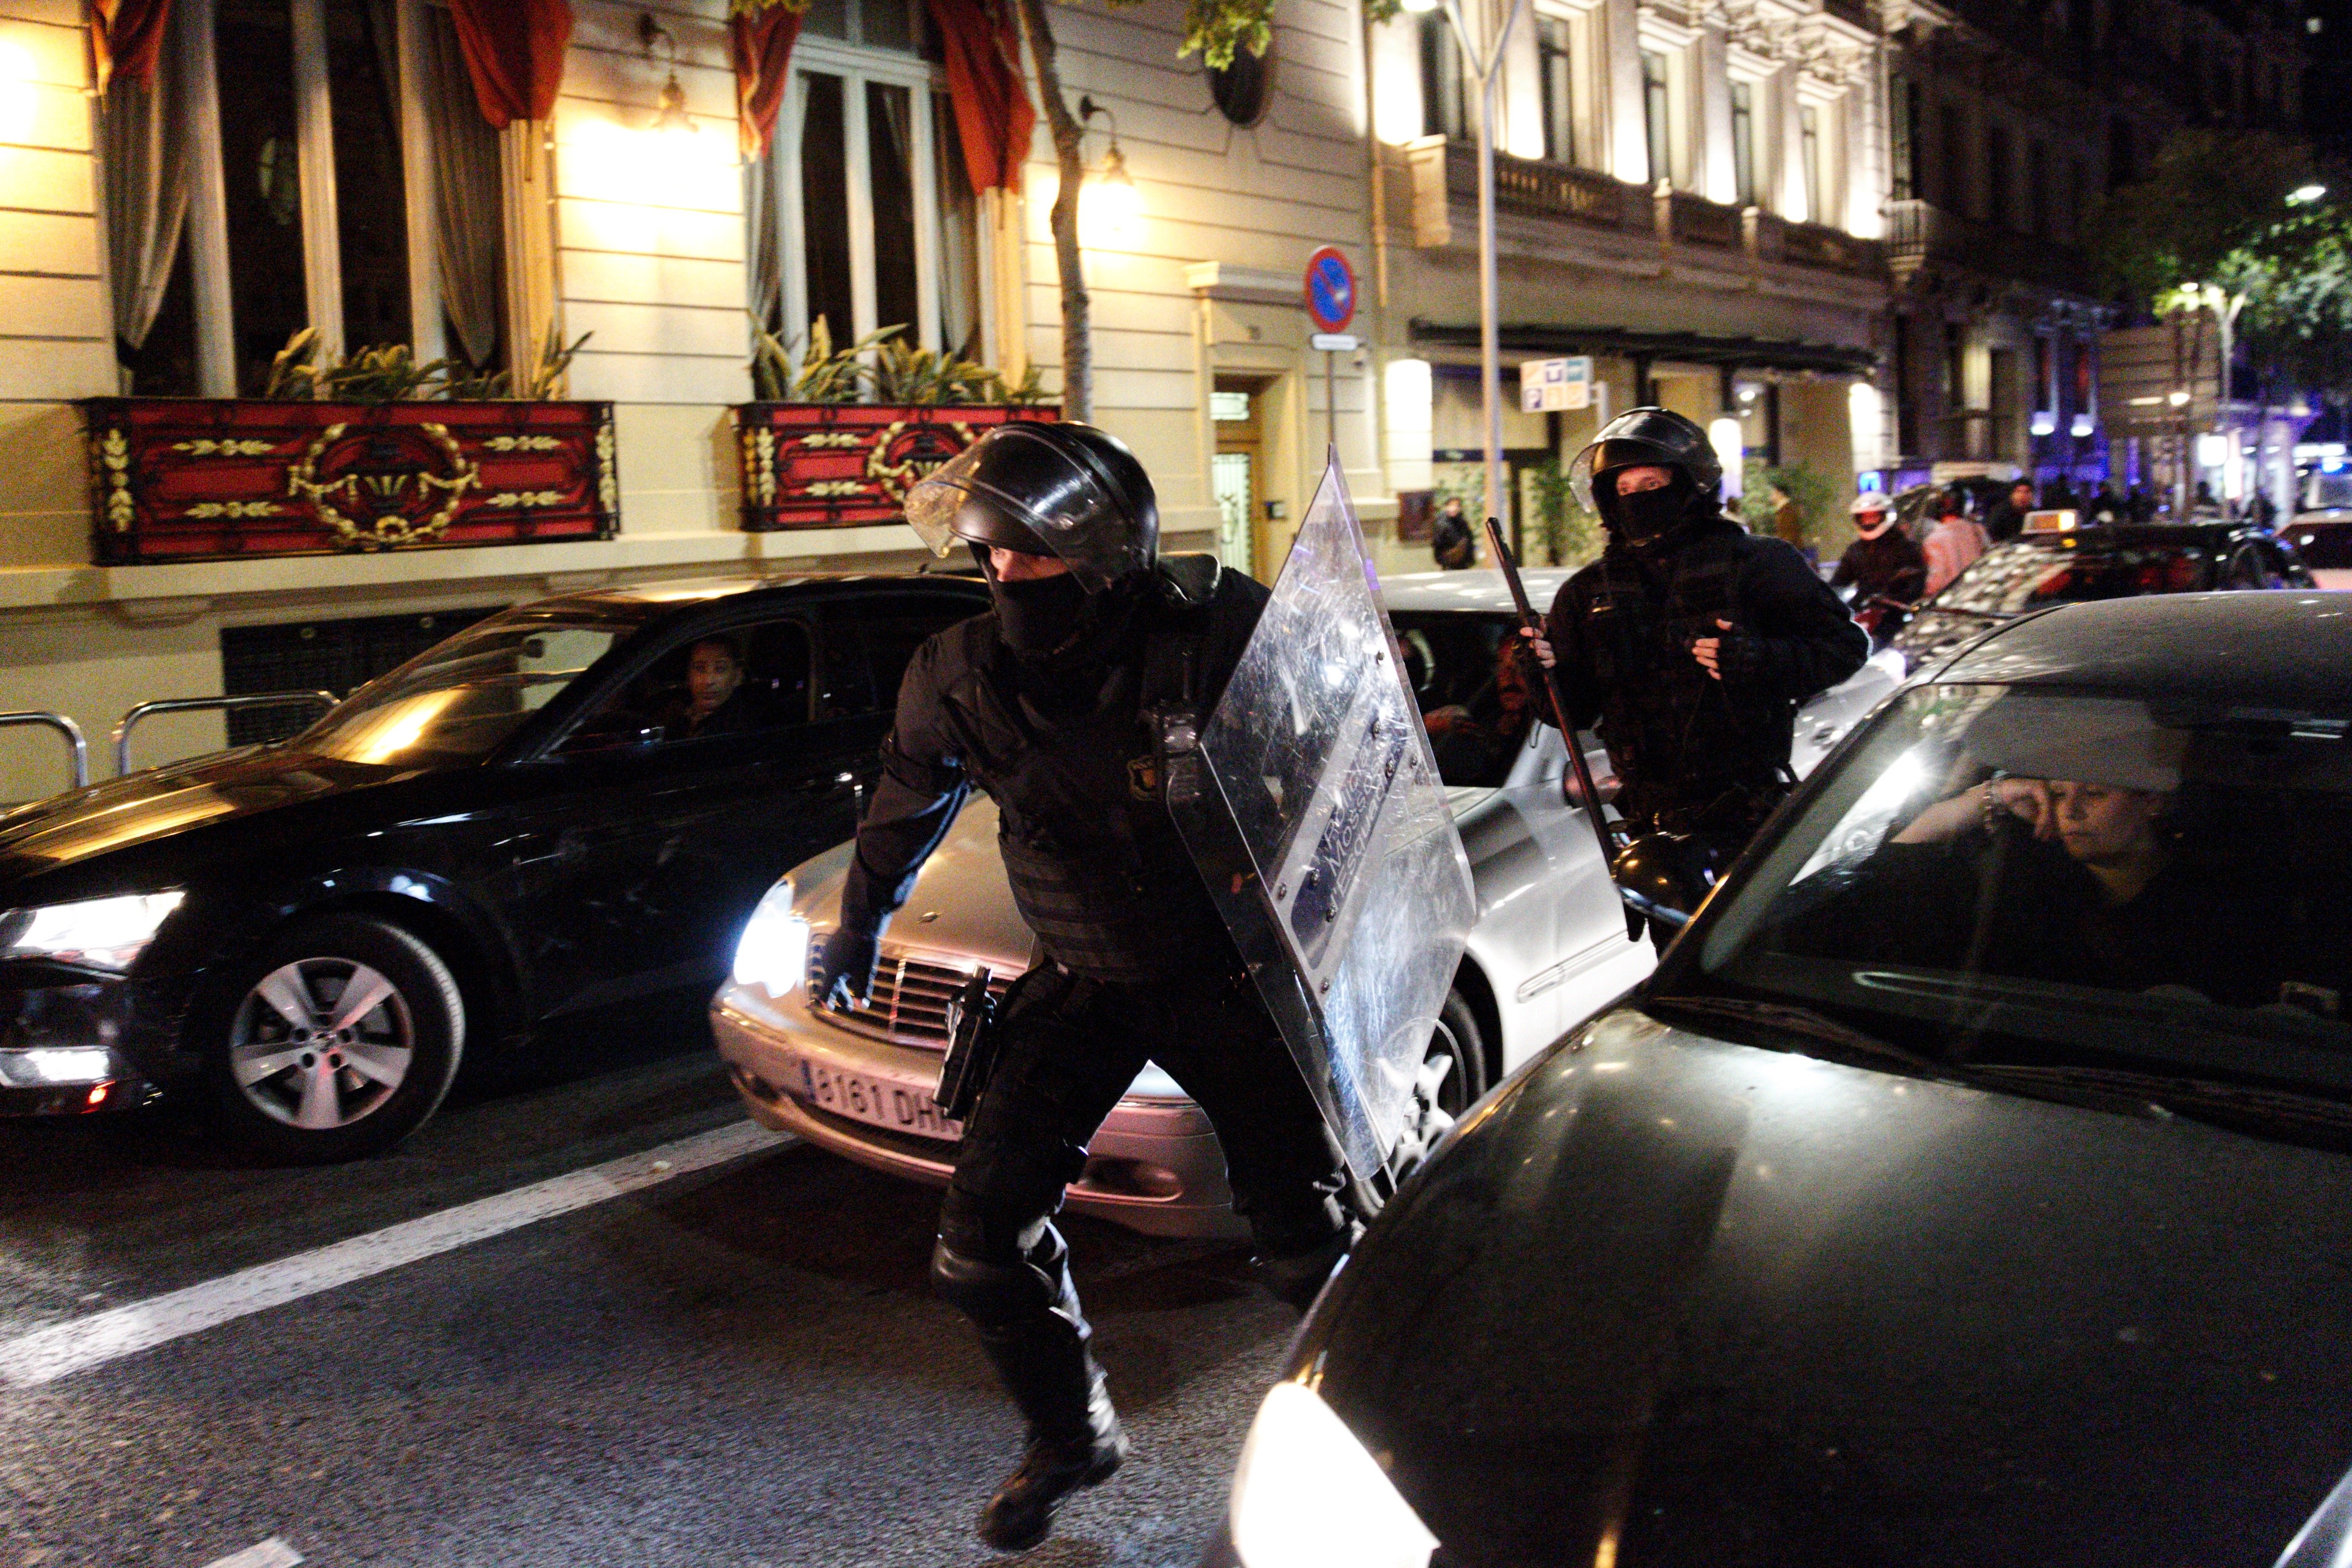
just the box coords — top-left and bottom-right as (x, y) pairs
(0, 573), (986, 1160)
(1218, 593), (2352, 1568)
(1892, 520), (2310, 668)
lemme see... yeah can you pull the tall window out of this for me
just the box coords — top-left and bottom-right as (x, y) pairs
(764, 0), (980, 359)
(1641, 49), (1670, 187)
(2027, 141), (2049, 239)
(1889, 76), (1918, 201)
(1730, 80), (1757, 207)
(1986, 125), (2012, 230)
(124, 0), (477, 397)
(1799, 104), (1822, 224)
(1939, 102), (1967, 213)
(1538, 18), (1576, 166)
(1421, 13), (1467, 140)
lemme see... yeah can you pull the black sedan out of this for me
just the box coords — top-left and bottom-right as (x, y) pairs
(0, 573), (987, 1161)
(1892, 520), (2311, 668)
(1218, 593), (2352, 1568)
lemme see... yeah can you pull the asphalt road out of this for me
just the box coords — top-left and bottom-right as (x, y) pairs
(0, 1000), (1287, 1568)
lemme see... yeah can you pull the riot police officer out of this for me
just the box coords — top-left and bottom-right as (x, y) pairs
(809, 421), (1353, 1552)
(1525, 408), (1866, 920)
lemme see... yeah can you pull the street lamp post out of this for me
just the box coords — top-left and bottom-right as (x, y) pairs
(1406, 0), (1530, 552)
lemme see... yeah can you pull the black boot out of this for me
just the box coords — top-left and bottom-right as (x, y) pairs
(934, 1226), (1129, 1553)
(1252, 1221), (1360, 1315)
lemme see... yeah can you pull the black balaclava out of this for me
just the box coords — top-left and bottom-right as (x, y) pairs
(1603, 468), (1703, 549)
(993, 569), (1089, 653)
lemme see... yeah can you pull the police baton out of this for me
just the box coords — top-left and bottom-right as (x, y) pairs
(1484, 519), (1642, 939)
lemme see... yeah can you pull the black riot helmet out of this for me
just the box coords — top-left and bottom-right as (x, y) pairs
(904, 421), (1158, 593)
(1568, 406), (1724, 516)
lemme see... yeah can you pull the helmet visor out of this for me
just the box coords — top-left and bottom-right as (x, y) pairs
(903, 425), (1141, 593)
(1568, 437), (1687, 514)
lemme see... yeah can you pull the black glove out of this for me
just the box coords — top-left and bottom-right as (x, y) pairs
(812, 926), (879, 1010)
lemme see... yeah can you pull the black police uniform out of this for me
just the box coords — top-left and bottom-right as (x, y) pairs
(1539, 410), (1867, 851)
(819, 422), (1350, 1552)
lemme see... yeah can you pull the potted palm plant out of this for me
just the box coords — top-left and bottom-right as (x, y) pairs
(733, 318), (1055, 533)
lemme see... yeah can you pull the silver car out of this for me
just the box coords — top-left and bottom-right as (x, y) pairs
(710, 569), (1900, 1236)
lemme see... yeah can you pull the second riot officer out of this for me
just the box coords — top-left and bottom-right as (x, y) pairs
(1526, 407), (1867, 926)
(809, 421), (1354, 1553)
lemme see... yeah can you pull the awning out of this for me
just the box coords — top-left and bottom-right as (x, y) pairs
(1408, 321), (1876, 376)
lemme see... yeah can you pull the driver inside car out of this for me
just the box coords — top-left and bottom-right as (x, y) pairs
(1804, 696), (2260, 1006)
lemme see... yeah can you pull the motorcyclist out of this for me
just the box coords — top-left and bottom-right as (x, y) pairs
(808, 422), (1353, 1553)
(1521, 408), (1867, 930)
(1829, 491), (1928, 648)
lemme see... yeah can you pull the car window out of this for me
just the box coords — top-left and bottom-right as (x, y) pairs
(557, 617), (813, 753)
(2287, 523), (2352, 569)
(817, 592), (986, 719)
(2304, 470), (2352, 509)
(1935, 540), (2205, 614)
(296, 617), (632, 765)
(1390, 610), (1533, 788)
(1692, 683), (2352, 1100)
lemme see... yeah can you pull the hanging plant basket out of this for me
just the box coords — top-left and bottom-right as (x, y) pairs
(732, 402), (1059, 532)
(79, 398), (620, 565)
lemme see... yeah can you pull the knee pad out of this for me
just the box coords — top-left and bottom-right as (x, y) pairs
(931, 1218), (1073, 1329)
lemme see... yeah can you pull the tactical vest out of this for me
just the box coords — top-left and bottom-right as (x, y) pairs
(1576, 518), (1792, 824)
(936, 562), (1234, 983)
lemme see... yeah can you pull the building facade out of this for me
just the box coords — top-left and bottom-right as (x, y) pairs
(1368, 0), (1890, 562)
(1882, 0), (2308, 497)
(0, 0), (1382, 797)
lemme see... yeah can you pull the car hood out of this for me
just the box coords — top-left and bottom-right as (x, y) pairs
(798, 795), (1036, 973)
(0, 746), (402, 880)
(1300, 1007), (2352, 1566)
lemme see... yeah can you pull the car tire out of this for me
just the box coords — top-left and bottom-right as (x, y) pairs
(1386, 985), (1488, 1186)
(202, 914), (465, 1164)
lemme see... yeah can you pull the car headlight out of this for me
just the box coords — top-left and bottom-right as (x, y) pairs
(731, 880), (810, 996)
(0, 892), (185, 975)
(1230, 1381), (1439, 1568)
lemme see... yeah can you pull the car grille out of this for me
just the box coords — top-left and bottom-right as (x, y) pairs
(809, 942), (1019, 1050)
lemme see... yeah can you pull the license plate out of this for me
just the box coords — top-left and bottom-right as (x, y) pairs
(798, 1059), (961, 1140)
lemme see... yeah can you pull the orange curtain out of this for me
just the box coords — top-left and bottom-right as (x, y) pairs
(732, 7), (804, 160)
(90, 0), (173, 92)
(444, 0), (575, 129)
(924, 0), (1035, 195)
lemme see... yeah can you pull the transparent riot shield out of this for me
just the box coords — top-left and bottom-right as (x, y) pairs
(1163, 454), (1478, 1187)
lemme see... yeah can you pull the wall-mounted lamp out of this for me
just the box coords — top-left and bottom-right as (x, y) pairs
(2071, 412), (2095, 439)
(2029, 410), (2057, 438)
(2167, 389), (2192, 407)
(1077, 95), (1140, 247)
(639, 13), (696, 137)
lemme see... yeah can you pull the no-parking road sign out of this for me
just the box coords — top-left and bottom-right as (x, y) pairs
(1303, 247), (1357, 335)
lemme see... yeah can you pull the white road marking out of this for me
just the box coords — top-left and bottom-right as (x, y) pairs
(202, 1538), (303, 1568)
(0, 1120), (788, 1388)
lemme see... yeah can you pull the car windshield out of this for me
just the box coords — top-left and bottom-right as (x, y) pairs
(1687, 683), (2352, 1101)
(1934, 540), (2205, 615)
(1391, 610), (1534, 787)
(2303, 470), (2352, 509)
(294, 617), (632, 766)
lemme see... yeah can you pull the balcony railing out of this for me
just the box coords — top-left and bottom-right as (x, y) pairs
(1403, 139), (1884, 281)
(1884, 198), (2089, 293)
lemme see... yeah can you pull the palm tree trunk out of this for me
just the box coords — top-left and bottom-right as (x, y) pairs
(1011, 0), (1091, 421)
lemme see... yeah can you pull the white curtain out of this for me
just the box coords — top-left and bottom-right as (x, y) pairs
(99, 7), (193, 352)
(417, 2), (502, 367)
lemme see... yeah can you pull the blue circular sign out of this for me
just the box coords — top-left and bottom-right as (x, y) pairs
(1304, 246), (1356, 334)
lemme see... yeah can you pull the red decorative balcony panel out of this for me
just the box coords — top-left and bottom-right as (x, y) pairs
(734, 402), (1060, 532)
(79, 399), (619, 565)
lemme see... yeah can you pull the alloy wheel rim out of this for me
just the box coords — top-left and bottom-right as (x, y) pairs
(228, 958), (415, 1130)
(1388, 1017), (1466, 1181)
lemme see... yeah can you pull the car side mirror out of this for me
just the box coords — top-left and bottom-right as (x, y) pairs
(1562, 733), (1618, 809)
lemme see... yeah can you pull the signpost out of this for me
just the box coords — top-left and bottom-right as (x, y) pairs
(1303, 247), (1357, 455)
(1519, 355), (1593, 414)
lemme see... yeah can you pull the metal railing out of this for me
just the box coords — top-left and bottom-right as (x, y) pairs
(1884, 198), (2088, 293)
(0, 711), (90, 792)
(113, 691), (337, 778)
